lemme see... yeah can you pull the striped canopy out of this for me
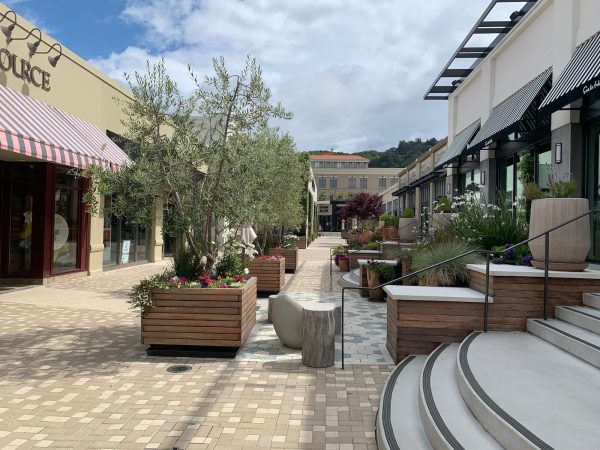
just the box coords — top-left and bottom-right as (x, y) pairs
(539, 31), (600, 116)
(434, 120), (480, 170)
(0, 83), (128, 170)
(469, 68), (552, 152)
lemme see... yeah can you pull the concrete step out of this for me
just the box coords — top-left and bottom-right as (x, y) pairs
(457, 331), (600, 450)
(376, 355), (431, 450)
(338, 271), (359, 289)
(349, 268), (360, 283)
(418, 343), (501, 450)
(528, 318), (600, 369)
(556, 305), (600, 334)
(583, 293), (600, 310)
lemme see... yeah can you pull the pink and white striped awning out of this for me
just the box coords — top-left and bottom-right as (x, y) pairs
(0, 82), (129, 170)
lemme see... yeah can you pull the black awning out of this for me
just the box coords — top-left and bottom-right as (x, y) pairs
(410, 171), (445, 188)
(392, 185), (410, 197)
(468, 68), (552, 152)
(434, 120), (480, 170)
(539, 32), (600, 116)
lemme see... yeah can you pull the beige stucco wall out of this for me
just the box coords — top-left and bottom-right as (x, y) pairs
(0, 3), (163, 274)
(313, 166), (401, 198)
(448, 0), (600, 142)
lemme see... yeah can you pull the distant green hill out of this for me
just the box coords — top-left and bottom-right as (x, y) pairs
(308, 138), (438, 168)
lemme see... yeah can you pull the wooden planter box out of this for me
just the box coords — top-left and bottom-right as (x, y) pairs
(341, 231), (350, 240)
(248, 258), (285, 293)
(142, 277), (257, 355)
(269, 248), (298, 272)
(297, 236), (307, 249)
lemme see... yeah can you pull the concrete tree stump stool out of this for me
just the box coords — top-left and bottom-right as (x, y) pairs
(302, 302), (336, 368)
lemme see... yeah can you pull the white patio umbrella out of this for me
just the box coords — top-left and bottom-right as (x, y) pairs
(236, 224), (257, 245)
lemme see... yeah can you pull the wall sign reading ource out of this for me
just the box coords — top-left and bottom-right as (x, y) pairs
(0, 47), (51, 91)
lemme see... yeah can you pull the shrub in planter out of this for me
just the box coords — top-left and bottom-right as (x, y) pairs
(411, 240), (481, 287)
(366, 260), (397, 300)
(399, 208), (417, 242)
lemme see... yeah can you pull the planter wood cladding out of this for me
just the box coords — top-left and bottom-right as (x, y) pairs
(296, 236), (307, 249)
(387, 298), (485, 363)
(142, 277), (257, 350)
(341, 231), (350, 240)
(248, 258), (285, 293)
(386, 270), (600, 363)
(468, 270), (600, 325)
(269, 248), (298, 272)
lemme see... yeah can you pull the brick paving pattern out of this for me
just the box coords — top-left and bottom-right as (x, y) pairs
(0, 236), (393, 449)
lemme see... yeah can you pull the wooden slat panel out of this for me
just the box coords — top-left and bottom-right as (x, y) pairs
(141, 319), (240, 327)
(143, 325), (240, 333)
(143, 337), (242, 346)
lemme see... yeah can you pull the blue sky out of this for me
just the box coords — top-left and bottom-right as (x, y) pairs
(5, 0), (491, 152)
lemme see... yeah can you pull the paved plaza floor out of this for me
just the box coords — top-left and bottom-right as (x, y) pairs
(0, 236), (393, 449)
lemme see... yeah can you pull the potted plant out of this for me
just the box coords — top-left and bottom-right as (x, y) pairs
(132, 246), (257, 356)
(269, 234), (299, 272)
(366, 260), (397, 300)
(333, 246), (350, 272)
(248, 254), (286, 293)
(432, 196), (454, 231)
(411, 240), (480, 287)
(399, 207), (417, 242)
(379, 213), (392, 239)
(391, 246), (414, 285)
(526, 176), (589, 270)
(387, 216), (400, 240)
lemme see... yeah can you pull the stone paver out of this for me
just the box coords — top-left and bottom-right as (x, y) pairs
(0, 236), (394, 448)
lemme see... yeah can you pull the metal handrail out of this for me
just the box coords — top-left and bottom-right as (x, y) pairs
(337, 208), (600, 369)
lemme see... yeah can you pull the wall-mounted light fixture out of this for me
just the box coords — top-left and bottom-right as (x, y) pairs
(555, 142), (563, 164)
(0, 10), (17, 41)
(10, 27), (42, 56)
(37, 42), (62, 67)
(480, 170), (486, 186)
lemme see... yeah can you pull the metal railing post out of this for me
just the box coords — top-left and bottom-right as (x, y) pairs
(330, 249), (333, 292)
(341, 287), (345, 370)
(544, 232), (550, 321)
(484, 252), (490, 333)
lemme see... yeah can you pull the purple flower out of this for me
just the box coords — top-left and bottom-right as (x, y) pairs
(521, 255), (533, 266)
(504, 248), (516, 259)
(491, 257), (504, 264)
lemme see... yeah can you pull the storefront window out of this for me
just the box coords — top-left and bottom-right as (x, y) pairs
(103, 196), (118, 266)
(52, 167), (82, 273)
(536, 146), (552, 192)
(8, 165), (35, 274)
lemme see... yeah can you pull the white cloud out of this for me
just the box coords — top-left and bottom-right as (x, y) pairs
(91, 0), (486, 152)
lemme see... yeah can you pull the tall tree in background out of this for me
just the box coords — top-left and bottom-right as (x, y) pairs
(337, 192), (384, 227)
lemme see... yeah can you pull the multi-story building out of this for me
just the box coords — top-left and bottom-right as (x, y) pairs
(310, 153), (402, 200)
(309, 152), (403, 231)
(398, 0), (600, 259)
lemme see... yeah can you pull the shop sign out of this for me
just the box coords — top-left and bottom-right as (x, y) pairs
(121, 240), (131, 264)
(318, 205), (332, 216)
(0, 47), (51, 91)
(583, 79), (600, 96)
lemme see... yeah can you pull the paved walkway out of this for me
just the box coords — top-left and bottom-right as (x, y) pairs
(0, 237), (393, 449)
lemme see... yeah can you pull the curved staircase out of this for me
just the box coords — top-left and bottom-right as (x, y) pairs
(377, 294), (600, 450)
(339, 268), (360, 288)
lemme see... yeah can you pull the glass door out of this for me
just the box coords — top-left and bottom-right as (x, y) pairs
(587, 121), (600, 261)
(7, 164), (35, 275)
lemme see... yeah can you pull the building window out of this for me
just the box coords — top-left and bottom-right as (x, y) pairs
(390, 177), (398, 186)
(330, 176), (337, 188)
(318, 176), (327, 189)
(52, 167), (84, 274)
(348, 176), (356, 189)
(379, 177), (387, 189)
(435, 179), (446, 199)
(360, 176), (368, 189)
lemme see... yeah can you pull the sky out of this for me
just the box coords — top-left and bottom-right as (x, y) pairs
(4, 0), (489, 152)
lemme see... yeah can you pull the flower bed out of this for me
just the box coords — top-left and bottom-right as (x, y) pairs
(269, 248), (298, 272)
(248, 256), (286, 293)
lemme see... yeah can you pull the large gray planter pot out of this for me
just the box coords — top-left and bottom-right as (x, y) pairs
(528, 198), (590, 271)
(398, 218), (417, 242)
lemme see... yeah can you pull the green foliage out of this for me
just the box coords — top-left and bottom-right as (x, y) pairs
(447, 193), (529, 251)
(128, 269), (175, 315)
(173, 247), (202, 279)
(412, 240), (481, 287)
(549, 175), (578, 198)
(367, 261), (396, 282)
(518, 153), (535, 184)
(366, 241), (380, 250)
(401, 207), (415, 218)
(379, 212), (392, 226)
(84, 56), (292, 271)
(523, 182), (545, 201)
(435, 196), (452, 213)
(390, 246), (413, 262)
(332, 245), (348, 256)
(215, 246), (246, 278)
(389, 216), (399, 227)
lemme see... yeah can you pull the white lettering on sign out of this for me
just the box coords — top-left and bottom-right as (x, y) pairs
(0, 47), (51, 91)
(583, 79), (600, 96)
